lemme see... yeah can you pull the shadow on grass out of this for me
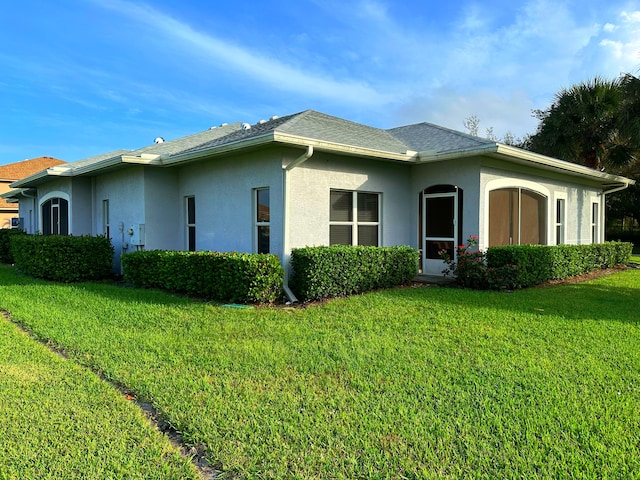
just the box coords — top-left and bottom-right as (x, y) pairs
(370, 270), (640, 325)
(0, 265), (195, 308)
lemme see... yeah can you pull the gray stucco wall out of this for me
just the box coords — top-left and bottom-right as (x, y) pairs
(93, 167), (145, 269)
(71, 177), (93, 235)
(286, 151), (413, 250)
(177, 149), (284, 255)
(410, 157), (482, 249)
(143, 168), (179, 251)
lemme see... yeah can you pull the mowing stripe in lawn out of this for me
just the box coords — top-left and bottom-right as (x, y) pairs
(0, 309), (208, 480)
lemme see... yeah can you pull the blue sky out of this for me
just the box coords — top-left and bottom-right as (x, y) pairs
(1, 0), (639, 164)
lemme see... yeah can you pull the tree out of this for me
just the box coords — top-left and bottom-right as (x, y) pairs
(526, 73), (640, 233)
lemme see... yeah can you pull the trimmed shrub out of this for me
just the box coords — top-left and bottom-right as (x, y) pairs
(11, 234), (114, 282)
(289, 245), (419, 302)
(486, 241), (632, 288)
(121, 250), (284, 304)
(0, 229), (26, 264)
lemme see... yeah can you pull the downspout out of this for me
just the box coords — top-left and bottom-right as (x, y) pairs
(601, 182), (632, 243)
(282, 145), (314, 303)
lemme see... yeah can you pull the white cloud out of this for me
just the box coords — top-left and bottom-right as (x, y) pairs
(90, 0), (392, 106)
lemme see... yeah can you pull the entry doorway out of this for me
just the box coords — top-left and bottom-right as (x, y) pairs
(420, 185), (462, 275)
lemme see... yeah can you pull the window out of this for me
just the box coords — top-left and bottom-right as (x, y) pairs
(329, 190), (380, 246)
(555, 198), (565, 245)
(255, 188), (270, 254)
(41, 197), (69, 235)
(185, 196), (196, 251)
(102, 199), (110, 238)
(591, 201), (599, 243)
(489, 188), (546, 246)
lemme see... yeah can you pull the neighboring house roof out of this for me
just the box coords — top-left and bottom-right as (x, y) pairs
(0, 156), (66, 209)
(0, 156), (66, 181)
(7, 110), (635, 192)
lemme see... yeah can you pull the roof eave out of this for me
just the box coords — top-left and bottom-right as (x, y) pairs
(163, 131), (418, 166)
(417, 143), (635, 186)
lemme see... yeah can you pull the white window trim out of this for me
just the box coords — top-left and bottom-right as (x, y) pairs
(254, 187), (270, 253)
(185, 195), (196, 251)
(329, 190), (381, 246)
(554, 193), (567, 245)
(102, 199), (110, 238)
(590, 196), (601, 244)
(39, 191), (71, 235)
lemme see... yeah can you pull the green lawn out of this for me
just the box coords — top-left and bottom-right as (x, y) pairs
(0, 310), (199, 479)
(1, 265), (639, 478)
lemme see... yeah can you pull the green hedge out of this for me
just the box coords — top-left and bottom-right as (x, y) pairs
(121, 250), (284, 304)
(0, 229), (26, 264)
(11, 234), (114, 282)
(486, 242), (632, 288)
(290, 245), (419, 302)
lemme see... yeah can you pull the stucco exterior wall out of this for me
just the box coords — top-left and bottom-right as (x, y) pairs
(93, 167), (145, 268)
(410, 157), (482, 248)
(286, 151), (413, 249)
(177, 149), (284, 255)
(70, 177), (93, 235)
(143, 168), (179, 251)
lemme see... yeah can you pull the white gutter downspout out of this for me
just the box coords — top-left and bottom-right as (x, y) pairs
(282, 145), (314, 303)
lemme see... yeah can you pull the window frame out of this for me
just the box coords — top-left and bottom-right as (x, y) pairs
(591, 199), (600, 244)
(41, 197), (69, 235)
(255, 187), (270, 254)
(554, 194), (566, 245)
(102, 199), (110, 239)
(185, 195), (196, 252)
(329, 189), (381, 246)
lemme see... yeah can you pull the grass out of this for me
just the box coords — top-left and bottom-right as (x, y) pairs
(0, 310), (199, 479)
(1, 265), (639, 478)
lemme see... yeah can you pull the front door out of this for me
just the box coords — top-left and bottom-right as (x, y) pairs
(423, 192), (457, 275)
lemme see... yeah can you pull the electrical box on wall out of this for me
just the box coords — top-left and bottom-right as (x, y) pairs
(128, 224), (145, 246)
(11, 217), (24, 229)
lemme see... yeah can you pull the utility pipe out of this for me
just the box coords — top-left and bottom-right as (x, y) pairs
(282, 145), (314, 303)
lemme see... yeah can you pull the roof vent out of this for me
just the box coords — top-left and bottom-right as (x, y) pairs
(154, 137), (165, 144)
(220, 123), (228, 127)
(270, 115), (279, 121)
(258, 119), (267, 124)
(210, 126), (217, 130)
(242, 123), (251, 131)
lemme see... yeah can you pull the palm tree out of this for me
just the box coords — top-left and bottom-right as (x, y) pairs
(528, 77), (624, 170)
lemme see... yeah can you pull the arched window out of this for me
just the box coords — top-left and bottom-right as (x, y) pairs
(489, 188), (546, 246)
(41, 198), (69, 235)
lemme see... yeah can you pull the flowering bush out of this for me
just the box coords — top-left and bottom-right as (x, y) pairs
(439, 235), (519, 290)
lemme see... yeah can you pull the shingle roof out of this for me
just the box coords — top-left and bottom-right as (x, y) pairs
(179, 110), (411, 156)
(0, 156), (66, 180)
(129, 122), (243, 157)
(388, 122), (494, 153)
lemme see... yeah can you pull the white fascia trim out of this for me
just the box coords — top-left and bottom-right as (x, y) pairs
(163, 132), (417, 166)
(273, 132), (418, 162)
(122, 153), (163, 165)
(418, 143), (635, 186)
(10, 171), (51, 188)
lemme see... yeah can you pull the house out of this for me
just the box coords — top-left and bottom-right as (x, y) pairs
(2, 110), (634, 299)
(0, 156), (66, 229)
